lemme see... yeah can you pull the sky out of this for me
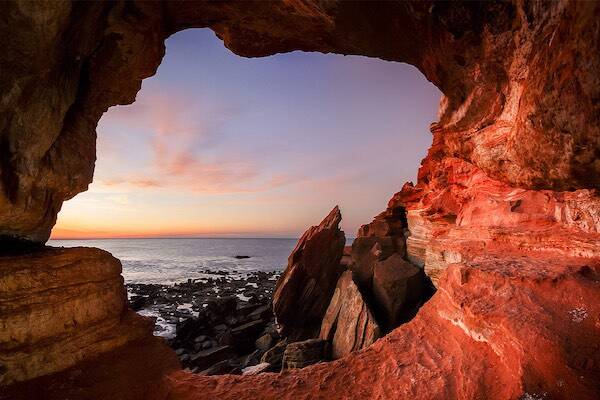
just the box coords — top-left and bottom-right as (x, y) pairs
(51, 29), (440, 239)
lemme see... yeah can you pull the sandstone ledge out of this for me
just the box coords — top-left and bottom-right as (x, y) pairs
(0, 247), (154, 384)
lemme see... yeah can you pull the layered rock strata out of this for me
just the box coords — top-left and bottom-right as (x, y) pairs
(0, 247), (153, 384)
(1, 1), (599, 399)
(397, 157), (600, 286)
(1, 1), (599, 244)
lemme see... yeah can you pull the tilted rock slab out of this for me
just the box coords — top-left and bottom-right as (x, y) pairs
(272, 206), (345, 339)
(319, 270), (381, 359)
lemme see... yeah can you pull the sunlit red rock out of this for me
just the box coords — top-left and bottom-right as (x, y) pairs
(158, 252), (600, 400)
(1, 1), (599, 399)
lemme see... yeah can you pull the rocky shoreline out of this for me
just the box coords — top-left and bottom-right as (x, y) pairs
(127, 270), (293, 375)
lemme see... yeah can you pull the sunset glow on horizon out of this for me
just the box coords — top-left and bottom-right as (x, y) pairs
(51, 29), (440, 240)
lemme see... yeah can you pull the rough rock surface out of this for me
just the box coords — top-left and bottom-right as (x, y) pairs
(319, 271), (381, 359)
(348, 190), (429, 331)
(1, 1), (600, 399)
(16, 253), (596, 400)
(0, 247), (153, 384)
(157, 254), (600, 400)
(398, 157), (600, 286)
(272, 206), (345, 339)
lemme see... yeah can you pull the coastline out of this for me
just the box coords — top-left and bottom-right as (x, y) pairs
(127, 269), (281, 375)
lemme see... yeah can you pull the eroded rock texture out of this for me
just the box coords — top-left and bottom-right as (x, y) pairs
(0, 247), (153, 384)
(1, 0), (600, 399)
(1, 0), (599, 243)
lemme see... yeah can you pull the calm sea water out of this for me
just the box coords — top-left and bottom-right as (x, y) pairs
(48, 238), (299, 284)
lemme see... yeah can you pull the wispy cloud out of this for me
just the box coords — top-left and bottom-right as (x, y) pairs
(97, 89), (294, 194)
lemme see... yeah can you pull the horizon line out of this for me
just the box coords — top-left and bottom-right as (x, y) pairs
(49, 235), (357, 241)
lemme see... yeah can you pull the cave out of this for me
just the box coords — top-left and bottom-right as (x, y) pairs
(1, 1), (599, 400)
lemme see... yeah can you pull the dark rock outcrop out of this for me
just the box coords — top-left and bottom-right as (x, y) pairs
(1, 1), (600, 399)
(272, 206), (345, 339)
(371, 254), (425, 329)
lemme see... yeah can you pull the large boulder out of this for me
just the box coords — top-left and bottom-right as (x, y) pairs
(319, 271), (381, 359)
(372, 254), (425, 329)
(272, 206), (346, 339)
(281, 339), (329, 370)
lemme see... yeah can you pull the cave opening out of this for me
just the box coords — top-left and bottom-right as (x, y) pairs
(48, 28), (440, 372)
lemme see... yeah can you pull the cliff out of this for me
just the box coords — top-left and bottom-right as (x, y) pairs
(0, 1), (598, 399)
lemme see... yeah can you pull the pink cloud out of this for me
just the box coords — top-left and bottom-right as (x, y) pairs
(98, 87), (311, 195)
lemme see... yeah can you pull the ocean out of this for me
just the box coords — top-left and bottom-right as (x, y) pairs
(48, 238), (299, 284)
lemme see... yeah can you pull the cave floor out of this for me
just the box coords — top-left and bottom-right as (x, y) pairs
(2, 337), (180, 400)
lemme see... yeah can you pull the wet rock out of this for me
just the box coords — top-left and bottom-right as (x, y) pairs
(234, 255), (251, 259)
(320, 271), (381, 359)
(248, 305), (271, 321)
(273, 207), (346, 339)
(199, 359), (242, 376)
(255, 334), (274, 352)
(242, 349), (263, 369)
(282, 339), (329, 370)
(194, 335), (209, 343)
(129, 295), (147, 311)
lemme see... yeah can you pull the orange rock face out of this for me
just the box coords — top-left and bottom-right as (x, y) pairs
(160, 254), (599, 400)
(1, 0), (599, 243)
(1, 1), (599, 399)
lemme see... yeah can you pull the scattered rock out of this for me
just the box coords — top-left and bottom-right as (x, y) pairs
(230, 320), (266, 353)
(242, 362), (270, 375)
(260, 340), (287, 370)
(242, 349), (263, 369)
(129, 295), (147, 311)
(255, 334), (274, 352)
(199, 359), (241, 376)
